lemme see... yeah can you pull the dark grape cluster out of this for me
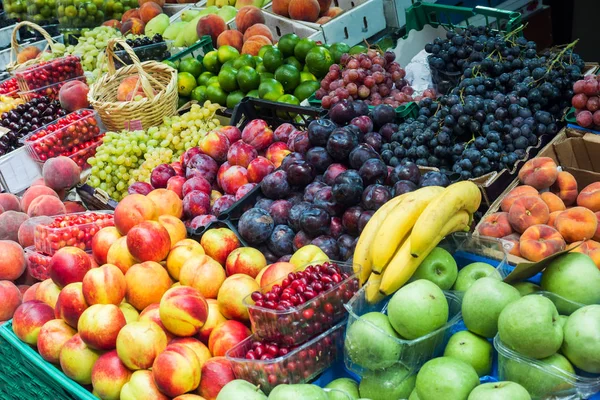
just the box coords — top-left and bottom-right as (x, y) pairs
(0, 96), (67, 156)
(115, 34), (171, 67)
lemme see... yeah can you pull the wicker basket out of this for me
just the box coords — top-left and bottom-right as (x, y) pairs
(5, 21), (65, 74)
(88, 38), (178, 132)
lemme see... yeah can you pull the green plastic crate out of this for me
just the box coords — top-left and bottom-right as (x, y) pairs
(307, 93), (420, 122)
(167, 35), (214, 64)
(0, 321), (96, 400)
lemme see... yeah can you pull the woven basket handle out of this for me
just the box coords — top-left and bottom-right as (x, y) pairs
(9, 21), (57, 64)
(105, 38), (157, 100)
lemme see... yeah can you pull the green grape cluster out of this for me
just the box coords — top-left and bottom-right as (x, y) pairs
(87, 101), (223, 200)
(65, 26), (123, 82)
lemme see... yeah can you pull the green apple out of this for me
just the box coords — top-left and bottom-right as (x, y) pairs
(415, 357), (479, 400)
(443, 331), (493, 376)
(410, 247), (458, 290)
(359, 363), (416, 400)
(217, 380), (267, 400)
(498, 295), (563, 359)
(541, 253), (600, 315)
(502, 353), (575, 398)
(345, 312), (402, 370)
(268, 384), (328, 400)
(511, 281), (541, 296)
(561, 304), (600, 373)
(462, 277), (521, 338)
(467, 381), (531, 400)
(387, 279), (449, 340)
(409, 390), (420, 400)
(453, 262), (501, 292)
(325, 378), (359, 399)
(557, 315), (568, 329)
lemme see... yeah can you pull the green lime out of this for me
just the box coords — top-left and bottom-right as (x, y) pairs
(178, 96), (190, 108)
(322, 44), (331, 51)
(179, 58), (203, 78)
(191, 85), (207, 103)
(203, 50), (221, 74)
(247, 89), (259, 98)
(283, 56), (302, 72)
(253, 56), (263, 65)
(221, 60), (235, 71)
(232, 54), (256, 70)
(278, 33), (300, 58)
(163, 60), (178, 69)
(226, 90), (245, 109)
(263, 48), (284, 73)
(206, 85), (228, 106)
(276, 94), (300, 117)
(258, 78), (284, 101)
(217, 45), (240, 64)
(329, 42), (351, 64)
(349, 44), (367, 55)
(207, 76), (220, 86)
(218, 68), (239, 92)
(256, 63), (267, 74)
(236, 66), (260, 93)
(274, 64), (300, 93)
(177, 72), (198, 96)
(260, 72), (274, 81)
(305, 46), (333, 79)
(300, 71), (317, 82)
(197, 71), (214, 86)
(294, 80), (321, 101)
(294, 38), (316, 63)
(258, 45), (275, 59)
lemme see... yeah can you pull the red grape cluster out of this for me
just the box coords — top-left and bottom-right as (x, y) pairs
(314, 50), (418, 109)
(572, 75), (600, 128)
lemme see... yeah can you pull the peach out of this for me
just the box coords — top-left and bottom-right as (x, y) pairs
(548, 210), (562, 227)
(63, 201), (86, 213)
(159, 286), (209, 337)
(17, 216), (52, 248)
(519, 224), (566, 262)
(197, 299), (227, 344)
(92, 226), (122, 265)
(12, 300), (55, 345)
(0, 211), (28, 242)
(508, 196), (549, 233)
(139, 303), (174, 340)
(147, 189), (184, 219)
(0, 240), (27, 280)
(324, 6), (342, 17)
(27, 195), (66, 217)
(127, 220), (171, 262)
(121, 8), (140, 22)
(247, 156), (275, 183)
(243, 24), (273, 43)
(159, 215), (187, 249)
(167, 175), (187, 199)
(17, 285), (30, 297)
(121, 18), (146, 35)
(518, 157), (559, 190)
(170, 337), (212, 369)
(316, 16), (331, 23)
(23, 282), (40, 302)
(501, 233), (521, 257)
(227, 140), (258, 168)
(555, 207), (598, 243)
(550, 171), (578, 206)
(114, 194), (157, 235)
(540, 191), (566, 213)
(197, 357), (235, 400)
(35, 279), (61, 308)
(102, 19), (122, 29)
(16, 46), (41, 64)
(235, 6), (265, 34)
(78, 304), (126, 350)
(0, 280), (22, 321)
(116, 321), (168, 370)
(317, 0), (332, 14)
(577, 182), (600, 212)
(153, 343), (201, 397)
(37, 319), (76, 363)
(208, 320), (251, 357)
(272, 0), (291, 17)
(120, 370), (169, 400)
(242, 119), (274, 151)
(500, 185), (539, 212)
(58, 80), (90, 112)
(183, 191), (211, 219)
(107, 236), (137, 274)
(59, 333), (102, 384)
(42, 156), (81, 192)
(0, 193), (21, 211)
(196, 14), (227, 46)
(175, 395), (207, 400)
(289, 0), (320, 21)
(179, 255), (226, 299)
(569, 240), (600, 254)
(139, 2), (162, 23)
(217, 30), (244, 52)
(265, 142), (291, 168)
(21, 186), (59, 213)
(241, 35), (272, 56)
(48, 247), (92, 288)
(476, 212), (513, 238)
(125, 261), (172, 311)
(219, 165), (249, 196)
(218, 126), (242, 144)
(200, 228), (241, 265)
(166, 241), (205, 280)
(258, 261), (297, 289)
(139, 0), (165, 5)
(217, 274), (259, 322)
(119, 302), (140, 324)
(91, 350), (132, 400)
(594, 212), (600, 241)
(225, 247), (267, 278)
(55, 282), (88, 328)
(116, 76), (143, 102)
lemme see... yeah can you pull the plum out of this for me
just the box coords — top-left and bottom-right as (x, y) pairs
(338, 234), (358, 261)
(280, 152), (305, 173)
(128, 182), (153, 195)
(235, 183), (257, 201)
(181, 147), (202, 171)
(349, 143), (379, 170)
(371, 104), (395, 129)
(278, 255), (292, 262)
(378, 122), (399, 141)
(267, 225), (295, 256)
(342, 206), (363, 236)
(268, 200), (292, 225)
(293, 230), (312, 251)
(186, 153), (219, 183)
(211, 195), (236, 215)
(288, 201), (312, 231)
(352, 100), (369, 116)
(324, 163), (348, 186)
(261, 170), (291, 199)
(308, 119), (337, 146)
(188, 215), (217, 231)
(362, 184), (392, 211)
(346, 124), (364, 143)
(286, 192), (304, 206)
(306, 147), (333, 173)
(313, 186), (343, 217)
(327, 127), (359, 161)
(287, 130), (310, 154)
(420, 171), (450, 187)
(300, 206), (331, 237)
(329, 99), (356, 125)
(273, 123), (297, 142)
(332, 170), (364, 206)
(286, 160), (316, 187)
(330, 217), (344, 238)
(389, 162), (421, 185)
(304, 181), (328, 202)
(393, 180), (418, 196)
(364, 132), (383, 152)
(150, 164), (176, 188)
(238, 208), (275, 245)
(311, 235), (340, 259)
(358, 210), (375, 233)
(255, 197), (274, 211)
(359, 158), (388, 185)
(259, 245), (279, 264)
(350, 115), (374, 134)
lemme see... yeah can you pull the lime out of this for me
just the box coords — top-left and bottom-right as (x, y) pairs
(197, 71), (214, 86)
(263, 48), (284, 73)
(236, 66), (260, 93)
(258, 45), (275, 59)
(207, 76), (220, 86)
(305, 46), (333, 79)
(253, 56), (263, 65)
(258, 78), (284, 101)
(260, 72), (274, 81)
(276, 94), (300, 117)
(206, 85), (228, 106)
(300, 71), (317, 82)
(221, 60), (235, 71)
(256, 63), (267, 74)
(349, 44), (367, 55)
(191, 85), (207, 103)
(203, 50), (221, 74)
(274, 64), (300, 93)
(233, 54), (256, 70)
(329, 42), (350, 63)
(278, 33), (300, 58)
(247, 89), (259, 98)
(179, 58), (203, 78)
(218, 68), (239, 92)
(163, 60), (178, 69)
(294, 38), (316, 63)
(283, 56), (303, 72)
(294, 80), (321, 101)
(322, 44), (331, 51)
(217, 45), (240, 64)
(226, 90), (245, 109)
(178, 96), (190, 108)
(177, 72), (198, 96)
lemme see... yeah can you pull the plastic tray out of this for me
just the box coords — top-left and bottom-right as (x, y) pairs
(34, 211), (114, 256)
(226, 320), (346, 394)
(14, 55), (84, 92)
(68, 136), (103, 170)
(0, 146), (42, 193)
(114, 40), (175, 69)
(167, 34), (214, 63)
(18, 76), (87, 102)
(24, 245), (52, 280)
(245, 261), (359, 345)
(0, 76), (18, 96)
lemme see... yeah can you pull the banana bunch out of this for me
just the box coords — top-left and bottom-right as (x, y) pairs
(352, 181), (481, 303)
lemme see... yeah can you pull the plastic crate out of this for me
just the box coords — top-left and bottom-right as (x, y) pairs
(14, 55), (84, 92)
(68, 136), (103, 170)
(167, 35), (214, 64)
(114, 40), (175, 69)
(0, 147), (42, 193)
(24, 245), (52, 280)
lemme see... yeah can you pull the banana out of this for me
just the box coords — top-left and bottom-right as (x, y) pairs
(352, 194), (406, 286)
(365, 272), (386, 304)
(370, 186), (444, 273)
(379, 210), (471, 296)
(410, 181), (481, 258)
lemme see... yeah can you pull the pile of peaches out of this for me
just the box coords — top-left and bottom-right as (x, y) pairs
(477, 156), (600, 266)
(102, 0), (171, 35)
(272, 0), (344, 24)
